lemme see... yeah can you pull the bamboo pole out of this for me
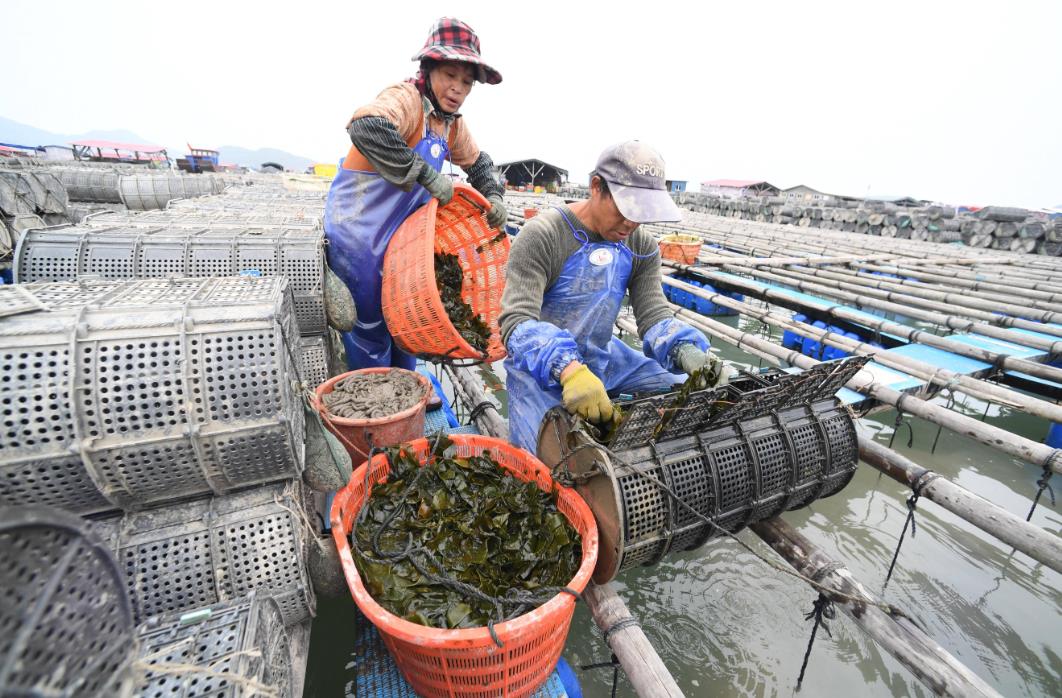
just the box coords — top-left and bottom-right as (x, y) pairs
(662, 277), (1062, 423)
(859, 261), (1062, 300)
(787, 264), (1062, 327)
(750, 518), (1003, 698)
(444, 365), (685, 698)
(836, 263), (1062, 313)
(667, 218), (1060, 297)
(764, 265), (1062, 339)
(663, 266), (1062, 384)
(858, 439), (1062, 574)
(697, 262), (1062, 356)
(620, 312), (1061, 474)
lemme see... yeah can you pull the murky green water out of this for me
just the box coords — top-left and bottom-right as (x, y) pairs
(305, 313), (1061, 697)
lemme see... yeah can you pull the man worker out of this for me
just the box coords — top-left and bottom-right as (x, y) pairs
(500, 141), (729, 452)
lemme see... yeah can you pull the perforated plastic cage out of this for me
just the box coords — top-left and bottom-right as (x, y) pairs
(539, 358), (867, 583)
(14, 223), (327, 335)
(56, 169), (123, 204)
(134, 594), (293, 698)
(91, 481), (316, 626)
(298, 334), (330, 389)
(118, 174), (222, 211)
(0, 506), (136, 698)
(82, 209), (322, 230)
(609, 398), (857, 575)
(0, 276), (305, 515)
(609, 356), (870, 452)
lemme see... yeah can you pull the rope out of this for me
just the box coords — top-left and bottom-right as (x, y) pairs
(133, 648), (278, 697)
(468, 400), (496, 423)
(795, 592), (835, 690)
(883, 470), (938, 589)
(1026, 451), (1059, 521)
(580, 654), (622, 698)
(887, 409), (914, 450)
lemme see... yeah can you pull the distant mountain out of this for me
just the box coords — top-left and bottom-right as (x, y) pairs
(1, 115), (316, 171)
(0, 115), (77, 147)
(217, 145), (315, 172)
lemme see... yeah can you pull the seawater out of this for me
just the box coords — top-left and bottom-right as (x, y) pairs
(305, 314), (1061, 697)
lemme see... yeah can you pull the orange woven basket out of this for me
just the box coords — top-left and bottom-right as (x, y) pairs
(658, 234), (703, 264)
(330, 434), (599, 698)
(381, 184), (509, 363)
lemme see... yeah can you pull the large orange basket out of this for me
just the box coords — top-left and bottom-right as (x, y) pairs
(331, 434), (599, 698)
(658, 234), (703, 264)
(381, 184), (509, 363)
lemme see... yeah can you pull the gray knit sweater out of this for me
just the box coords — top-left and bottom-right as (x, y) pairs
(499, 205), (672, 346)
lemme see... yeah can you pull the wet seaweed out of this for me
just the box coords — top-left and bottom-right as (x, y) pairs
(352, 441), (582, 629)
(435, 252), (491, 354)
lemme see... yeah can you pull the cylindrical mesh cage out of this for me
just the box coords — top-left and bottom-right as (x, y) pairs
(0, 277), (306, 515)
(0, 506), (136, 698)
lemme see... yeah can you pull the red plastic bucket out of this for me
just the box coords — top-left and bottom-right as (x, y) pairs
(331, 435), (598, 698)
(314, 368), (429, 464)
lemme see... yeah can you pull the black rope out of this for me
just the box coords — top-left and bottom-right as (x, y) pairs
(580, 618), (641, 698)
(989, 352), (1011, 381)
(1026, 451), (1059, 521)
(795, 592), (835, 690)
(468, 400), (495, 423)
(887, 409), (914, 450)
(883, 470), (938, 589)
(580, 654), (622, 698)
(929, 393), (955, 455)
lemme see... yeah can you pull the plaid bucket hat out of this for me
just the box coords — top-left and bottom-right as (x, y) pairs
(412, 17), (502, 85)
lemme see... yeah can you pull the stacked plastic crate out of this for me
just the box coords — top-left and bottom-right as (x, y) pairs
(1, 182), (336, 697)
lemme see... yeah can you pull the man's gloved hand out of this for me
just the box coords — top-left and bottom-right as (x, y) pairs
(485, 194), (508, 229)
(560, 364), (615, 424)
(674, 343), (732, 388)
(421, 169), (454, 206)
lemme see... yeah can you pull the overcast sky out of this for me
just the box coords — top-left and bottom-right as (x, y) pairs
(5, 1), (1060, 208)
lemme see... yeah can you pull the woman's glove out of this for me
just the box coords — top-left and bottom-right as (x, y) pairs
(485, 194), (508, 229)
(560, 364), (614, 424)
(420, 168), (454, 206)
(674, 343), (732, 388)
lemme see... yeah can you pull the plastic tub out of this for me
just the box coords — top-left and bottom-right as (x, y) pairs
(658, 234), (703, 264)
(381, 183), (509, 363)
(315, 368), (430, 464)
(331, 434), (599, 698)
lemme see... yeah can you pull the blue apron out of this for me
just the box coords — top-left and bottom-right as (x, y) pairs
(505, 207), (703, 452)
(324, 112), (449, 370)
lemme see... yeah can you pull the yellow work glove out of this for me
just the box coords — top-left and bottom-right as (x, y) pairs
(560, 365), (614, 424)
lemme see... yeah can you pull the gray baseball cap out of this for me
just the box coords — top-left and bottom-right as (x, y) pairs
(594, 141), (683, 223)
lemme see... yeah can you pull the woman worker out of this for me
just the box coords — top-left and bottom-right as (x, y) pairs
(325, 17), (507, 370)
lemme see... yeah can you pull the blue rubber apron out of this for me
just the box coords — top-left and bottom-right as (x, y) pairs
(505, 208), (683, 452)
(324, 111), (449, 370)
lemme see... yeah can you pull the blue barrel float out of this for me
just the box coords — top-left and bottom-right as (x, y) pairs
(662, 275), (743, 316)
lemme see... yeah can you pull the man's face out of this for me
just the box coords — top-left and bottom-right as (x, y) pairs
(597, 186), (639, 242)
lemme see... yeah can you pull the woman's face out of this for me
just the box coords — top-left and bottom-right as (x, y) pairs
(430, 62), (476, 113)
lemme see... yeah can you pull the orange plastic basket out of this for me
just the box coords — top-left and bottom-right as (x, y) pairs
(658, 234), (703, 264)
(381, 184), (509, 363)
(314, 368), (430, 465)
(330, 435), (599, 698)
